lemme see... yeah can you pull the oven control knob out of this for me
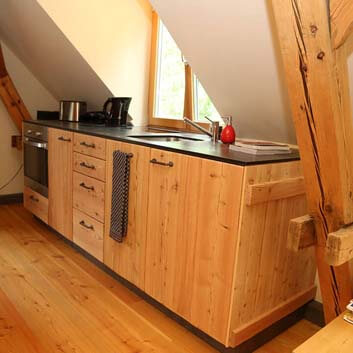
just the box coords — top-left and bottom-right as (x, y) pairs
(35, 132), (42, 136)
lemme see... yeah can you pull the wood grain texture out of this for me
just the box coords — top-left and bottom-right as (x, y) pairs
(73, 133), (106, 160)
(271, 0), (353, 321)
(23, 186), (48, 224)
(73, 172), (105, 222)
(104, 141), (150, 290)
(246, 177), (305, 206)
(228, 161), (316, 346)
(73, 208), (104, 261)
(0, 204), (218, 353)
(73, 152), (106, 182)
(0, 204), (321, 353)
(287, 215), (316, 252)
(326, 225), (353, 266)
(144, 148), (244, 344)
(48, 128), (73, 240)
(0, 43), (31, 134)
(0, 43), (7, 78)
(294, 312), (353, 352)
(0, 75), (31, 133)
(330, 0), (353, 49)
(232, 286), (316, 345)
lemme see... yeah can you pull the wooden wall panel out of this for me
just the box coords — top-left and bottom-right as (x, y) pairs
(228, 161), (316, 346)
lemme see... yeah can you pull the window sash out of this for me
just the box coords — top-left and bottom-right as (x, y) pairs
(148, 12), (209, 131)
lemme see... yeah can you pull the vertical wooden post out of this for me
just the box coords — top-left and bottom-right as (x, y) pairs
(271, 0), (353, 322)
(0, 43), (31, 134)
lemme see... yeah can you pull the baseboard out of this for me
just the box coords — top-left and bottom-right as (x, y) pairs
(304, 300), (325, 327)
(230, 286), (317, 346)
(0, 193), (23, 205)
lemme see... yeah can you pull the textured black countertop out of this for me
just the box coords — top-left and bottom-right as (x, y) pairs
(26, 120), (300, 166)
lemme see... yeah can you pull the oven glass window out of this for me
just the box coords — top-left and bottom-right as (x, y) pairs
(24, 143), (48, 187)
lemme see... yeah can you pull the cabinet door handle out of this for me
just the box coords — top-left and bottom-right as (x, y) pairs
(79, 220), (94, 230)
(80, 141), (95, 148)
(150, 158), (174, 167)
(58, 136), (71, 142)
(29, 195), (39, 202)
(80, 161), (96, 170)
(79, 182), (95, 191)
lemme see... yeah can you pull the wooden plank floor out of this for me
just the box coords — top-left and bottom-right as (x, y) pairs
(0, 204), (320, 352)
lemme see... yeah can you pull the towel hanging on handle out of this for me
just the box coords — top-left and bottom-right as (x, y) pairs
(110, 150), (133, 242)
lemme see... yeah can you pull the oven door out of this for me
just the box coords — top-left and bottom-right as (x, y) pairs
(24, 138), (48, 197)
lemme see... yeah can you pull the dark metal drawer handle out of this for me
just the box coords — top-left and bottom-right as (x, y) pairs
(80, 141), (96, 148)
(150, 158), (174, 167)
(80, 161), (95, 170)
(79, 220), (94, 230)
(79, 182), (94, 191)
(58, 136), (71, 142)
(29, 195), (39, 202)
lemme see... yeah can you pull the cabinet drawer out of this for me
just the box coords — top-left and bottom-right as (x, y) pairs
(73, 133), (106, 160)
(24, 187), (48, 224)
(73, 172), (105, 222)
(73, 209), (103, 261)
(73, 152), (106, 181)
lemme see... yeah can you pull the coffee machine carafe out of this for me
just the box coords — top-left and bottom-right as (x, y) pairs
(103, 97), (132, 126)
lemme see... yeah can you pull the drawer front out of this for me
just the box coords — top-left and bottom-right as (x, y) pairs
(73, 172), (105, 222)
(73, 133), (106, 160)
(73, 209), (103, 261)
(24, 187), (48, 224)
(73, 152), (106, 181)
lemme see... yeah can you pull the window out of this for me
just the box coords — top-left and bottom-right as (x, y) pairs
(149, 13), (220, 129)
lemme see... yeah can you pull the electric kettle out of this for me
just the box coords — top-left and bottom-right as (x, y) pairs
(103, 97), (132, 126)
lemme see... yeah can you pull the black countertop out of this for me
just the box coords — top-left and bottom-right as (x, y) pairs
(26, 120), (300, 166)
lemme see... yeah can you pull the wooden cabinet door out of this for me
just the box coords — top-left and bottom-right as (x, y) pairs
(104, 141), (150, 290)
(144, 148), (244, 344)
(48, 128), (73, 240)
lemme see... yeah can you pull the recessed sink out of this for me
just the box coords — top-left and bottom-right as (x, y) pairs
(128, 135), (205, 142)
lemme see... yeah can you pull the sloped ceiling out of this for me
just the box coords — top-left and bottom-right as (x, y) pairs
(0, 0), (112, 111)
(150, 0), (296, 143)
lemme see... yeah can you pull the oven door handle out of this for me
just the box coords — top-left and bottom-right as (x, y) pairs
(24, 139), (48, 150)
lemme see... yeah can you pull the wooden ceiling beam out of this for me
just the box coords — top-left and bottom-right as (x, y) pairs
(330, 0), (353, 50)
(0, 44), (7, 78)
(271, 0), (353, 323)
(0, 42), (31, 134)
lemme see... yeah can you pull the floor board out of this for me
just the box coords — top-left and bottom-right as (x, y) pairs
(0, 204), (320, 352)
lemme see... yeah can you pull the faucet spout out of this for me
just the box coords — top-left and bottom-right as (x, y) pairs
(183, 117), (219, 143)
(183, 117), (212, 137)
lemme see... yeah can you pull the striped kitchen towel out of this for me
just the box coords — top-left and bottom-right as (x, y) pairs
(110, 150), (132, 242)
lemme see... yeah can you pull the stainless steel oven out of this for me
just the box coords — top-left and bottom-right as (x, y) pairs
(23, 123), (48, 197)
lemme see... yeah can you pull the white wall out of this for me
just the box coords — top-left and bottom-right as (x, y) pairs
(149, 0), (295, 143)
(0, 41), (58, 195)
(37, 0), (152, 125)
(0, 0), (113, 111)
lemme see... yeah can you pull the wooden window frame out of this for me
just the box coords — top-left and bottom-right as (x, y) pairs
(148, 12), (209, 131)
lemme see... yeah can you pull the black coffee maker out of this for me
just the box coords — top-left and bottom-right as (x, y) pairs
(103, 97), (132, 126)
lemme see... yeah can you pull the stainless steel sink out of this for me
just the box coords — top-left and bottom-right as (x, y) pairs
(128, 135), (205, 142)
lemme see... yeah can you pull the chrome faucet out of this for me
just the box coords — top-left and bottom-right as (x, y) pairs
(183, 117), (220, 143)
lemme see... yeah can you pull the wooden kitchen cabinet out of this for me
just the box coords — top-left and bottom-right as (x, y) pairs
(144, 148), (244, 343)
(40, 128), (316, 348)
(104, 141), (150, 289)
(48, 128), (73, 240)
